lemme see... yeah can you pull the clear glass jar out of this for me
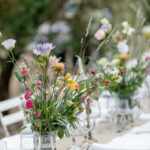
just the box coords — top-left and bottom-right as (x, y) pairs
(109, 98), (131, 132)
(33, 131), (57, 150)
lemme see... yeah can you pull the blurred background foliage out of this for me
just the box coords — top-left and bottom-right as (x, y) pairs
(0, 0), (150, 100)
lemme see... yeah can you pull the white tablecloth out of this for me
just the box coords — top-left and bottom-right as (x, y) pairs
(1, 113), (150, 150)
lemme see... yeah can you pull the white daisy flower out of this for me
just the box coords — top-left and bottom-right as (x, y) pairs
(1, 39), (16, 50)
(117, 41), (129, 54)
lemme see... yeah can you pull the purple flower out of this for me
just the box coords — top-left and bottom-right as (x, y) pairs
(33, 43), (55, 56)
(101, 24), (112, 33)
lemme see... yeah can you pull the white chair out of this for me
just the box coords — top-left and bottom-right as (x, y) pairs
(0, 94), (26, 137)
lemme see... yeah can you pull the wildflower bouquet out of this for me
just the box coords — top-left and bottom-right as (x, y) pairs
(0, 30), (120, 141)
(96, 21), (150, 108)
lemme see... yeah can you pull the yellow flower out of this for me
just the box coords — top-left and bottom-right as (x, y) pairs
(145, 32), (150, 38)
(65, 73), (71, 80)
(117, 54), (128, 61)
(67, 80), (79, 91)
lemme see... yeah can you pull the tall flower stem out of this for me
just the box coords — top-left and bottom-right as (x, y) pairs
(86, 107), (92, 140)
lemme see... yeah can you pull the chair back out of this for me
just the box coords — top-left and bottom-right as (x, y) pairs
(0, 94), (26, 136)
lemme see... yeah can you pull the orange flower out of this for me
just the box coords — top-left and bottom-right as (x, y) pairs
(116, 54), (128, 61)
(117, 35), (123, 41)
(52, 62), (65, 72)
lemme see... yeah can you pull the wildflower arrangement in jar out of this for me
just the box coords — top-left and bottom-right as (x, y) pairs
(95, 20), (150, 108)
(1, 32), (120, 142)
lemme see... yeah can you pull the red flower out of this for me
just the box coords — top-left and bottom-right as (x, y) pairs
(95, 78), (98, 81)
(36, 111), (41, 117)
(21, 69), (27, 76)
(24, 91), (30, 100)
(91, 70), (95, 75)
(120, 71), (124, 75)
(105, 83), (109, 86)
(25, 100), (35, 109)
(105, 81), (109, 86)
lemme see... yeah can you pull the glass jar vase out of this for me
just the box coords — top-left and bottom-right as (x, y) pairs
(33, 131), (57, 150)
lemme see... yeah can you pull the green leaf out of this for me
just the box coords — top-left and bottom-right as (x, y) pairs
(31, 83), (37, 89)
(58, 130), (64, 139)
(86, 82), (89, 90)
(17, 126), (27, 133)
(14, 71), (22, 82)
(91, 95), (99, 101)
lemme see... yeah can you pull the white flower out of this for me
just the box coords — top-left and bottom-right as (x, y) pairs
(1, 39), (16, 50)
(142, 26), (150, 34)
(97, 57), (110, 67)
(94, 29), (105, 40)
(117, 41), (129, 54)
(101, 18), (109, 25)
(122, 21), (129, 28)
(111, 67), (119, 75)
(116, 75), (122, 83)
(111, 58), (120, 66)
(122, 21), (134, 36)
(49, 56), (60, 66)
(38, 22), (51, 35)
(126, 59), (138, 70)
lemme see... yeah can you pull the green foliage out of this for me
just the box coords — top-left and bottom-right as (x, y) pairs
(14, 71), (22, 82)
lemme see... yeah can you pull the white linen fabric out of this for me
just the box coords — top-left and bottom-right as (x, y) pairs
(1, 114), (150, 150)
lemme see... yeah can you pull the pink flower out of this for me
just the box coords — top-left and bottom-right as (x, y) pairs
(94, 29), (105, 40)
(81, 108), (84, 113)
(37, 81), (42, 86)
(36, 111), (41, 117)
(28, 56), (33, 61)
(146, 56), (150, 61)
(147, 67), (150, 73)
(25, 100), (35, 109)
(24, 91), (30, 100)
(21, 69), (27, 76)
(27, 89), (32, 93)
(63, 84), (67, 88)
(86, 99), (93, 107)
(81, 93), (88, 100)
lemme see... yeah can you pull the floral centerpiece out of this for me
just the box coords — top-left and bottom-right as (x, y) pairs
(93, 19), (150, 131)
(95, 20), (150, 108)
(1, 28), (120, 149)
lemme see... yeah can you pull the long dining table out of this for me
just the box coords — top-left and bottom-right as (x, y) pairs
(1, 113), (150, 150)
